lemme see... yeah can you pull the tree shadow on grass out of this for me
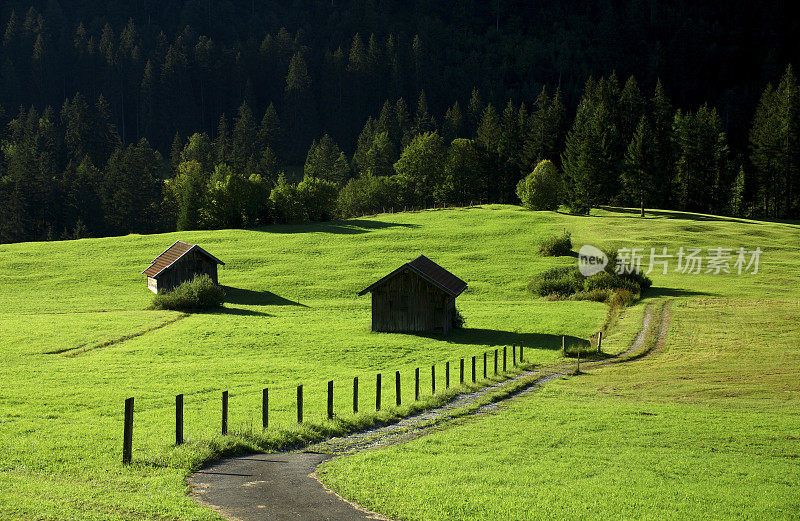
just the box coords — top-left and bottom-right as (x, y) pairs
(222, 286), (308, 307)
(255, 219), (419, 235)
(207, 307), (274, 317)
(597, 206), (800, 226)
(435, 328), (592, 351)
(645, 286), (715, 298)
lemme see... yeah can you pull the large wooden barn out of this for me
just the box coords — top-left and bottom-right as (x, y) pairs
(142, 241), (224, 293)
(358, 255), (467, 334)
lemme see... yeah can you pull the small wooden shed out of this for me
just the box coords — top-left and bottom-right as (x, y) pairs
(142, 240), (224, 293)
(358, 255), (467, 334)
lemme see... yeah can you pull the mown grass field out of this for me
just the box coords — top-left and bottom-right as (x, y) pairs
(319, 208), (800, 520)
(0, 205), (613, 520)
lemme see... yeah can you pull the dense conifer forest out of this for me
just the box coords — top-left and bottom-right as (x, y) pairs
(0, 0), (798, 242)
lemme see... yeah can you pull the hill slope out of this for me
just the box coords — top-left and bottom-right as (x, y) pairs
(0, 205), (797, 520)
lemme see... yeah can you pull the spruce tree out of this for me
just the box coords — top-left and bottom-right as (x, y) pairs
(232, 101), (257, 174)
(622, 116), (656, 216)
(442, 101), (464, 144)
(750, 65), (800, 218)
(673, 105), (731, 213)
(304, 134), (350, 185)
(413, 91), (436, 135)
(650, 80), (675, 207)
(467, 88), (483, 136)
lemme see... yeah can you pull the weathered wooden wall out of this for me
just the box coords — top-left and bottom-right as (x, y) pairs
(154, 250), (219, 292)
(370, 269), (454, 334)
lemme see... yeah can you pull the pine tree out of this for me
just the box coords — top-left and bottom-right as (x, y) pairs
(618, 75), (645, 145)
(259, 102), (284, 160)
(476, 104), (502, 202)
(170, 132), (183, 170)
(442, 101), (464, 143)
(561, 79), (622, 212)
(673, 105), (731, 213)
(352, 117), (376, 174)
(347, 33), (367, 74)
(232, 101), (257, 174)
(363, 131), (397, 177)
(304, 134), (350, 185)
(467, 88), (483, 136)
(650, 80), (675, 207)
(750, 65), (800, 218)
(215, 113), (231, 164)
(522, 86), (565, 171)
(622, 115), (656, 216)
(395, 98), (412, 148)
(413, 91), (436, 135)
(285, 51), (314, 161)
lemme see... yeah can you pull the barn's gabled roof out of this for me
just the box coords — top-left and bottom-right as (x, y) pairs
(358, 255), (467, 297)
(142, 240), (224, 278)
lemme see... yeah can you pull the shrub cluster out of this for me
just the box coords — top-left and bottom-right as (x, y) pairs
(516, 160), (563, 211)
(529, 253), (651, 307)
(151, 274), (226, 311)
(452, 308), (465, 329)
(538, 232), (573, 256)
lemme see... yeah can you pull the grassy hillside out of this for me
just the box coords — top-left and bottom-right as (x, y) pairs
(0, 205), (612, 521)
(319, 209), (800, 520)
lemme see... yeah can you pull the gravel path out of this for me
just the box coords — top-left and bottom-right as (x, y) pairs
(189, 301), (669, 521)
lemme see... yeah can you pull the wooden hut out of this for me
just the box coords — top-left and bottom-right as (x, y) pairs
(358, 255), (467, 334)
(142, 241), (225, 293)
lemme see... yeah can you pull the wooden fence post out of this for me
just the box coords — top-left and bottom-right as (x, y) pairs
(221, 391), (228, 435)
(175, 394), (183, 445)
(122, 397), (133, 465)
(353, 377), (358, 414)
(396, 371), (401, 406)
(297, 385), (303, 423)
(597, 331), (603, 353)
(520, 345), (524, 363)
(446, 361), (450, 389)
(262, 388), (268, 430)
(483, 352), (487, 378)
(562, 335), (565, 354)
(327, 380), (334, 420)
(415, 368), (419, 401)
(512, 345), (516, 366)
(471, 356), (476, 382)
(431, 365), (436, 394)
(503, 347), (507, 372)
(376, 373), (381, 411)
(460, 358), (464, 384)
(494, 349), (498, 374)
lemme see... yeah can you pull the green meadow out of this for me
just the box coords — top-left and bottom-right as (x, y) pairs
(319, 209), (800, 520)
(1, 205), (607, 520)
(1, 205), (798, 520)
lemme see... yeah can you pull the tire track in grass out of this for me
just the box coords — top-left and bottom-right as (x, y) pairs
(44, 313), (187, 356)
(189, 301), (671, 521)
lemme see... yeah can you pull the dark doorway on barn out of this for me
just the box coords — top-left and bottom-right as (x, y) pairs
(143, 240), (224, 293)
(358, 255), (467, 334)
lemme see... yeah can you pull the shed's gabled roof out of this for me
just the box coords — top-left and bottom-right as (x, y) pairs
(358, 255), (467, 297)
(142, 240), (225, 278)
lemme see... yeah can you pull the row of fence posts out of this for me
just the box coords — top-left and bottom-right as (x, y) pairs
(122, 344), (526, 464)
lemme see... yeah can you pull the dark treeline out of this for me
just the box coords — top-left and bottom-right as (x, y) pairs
(0, 1), (798, 242)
